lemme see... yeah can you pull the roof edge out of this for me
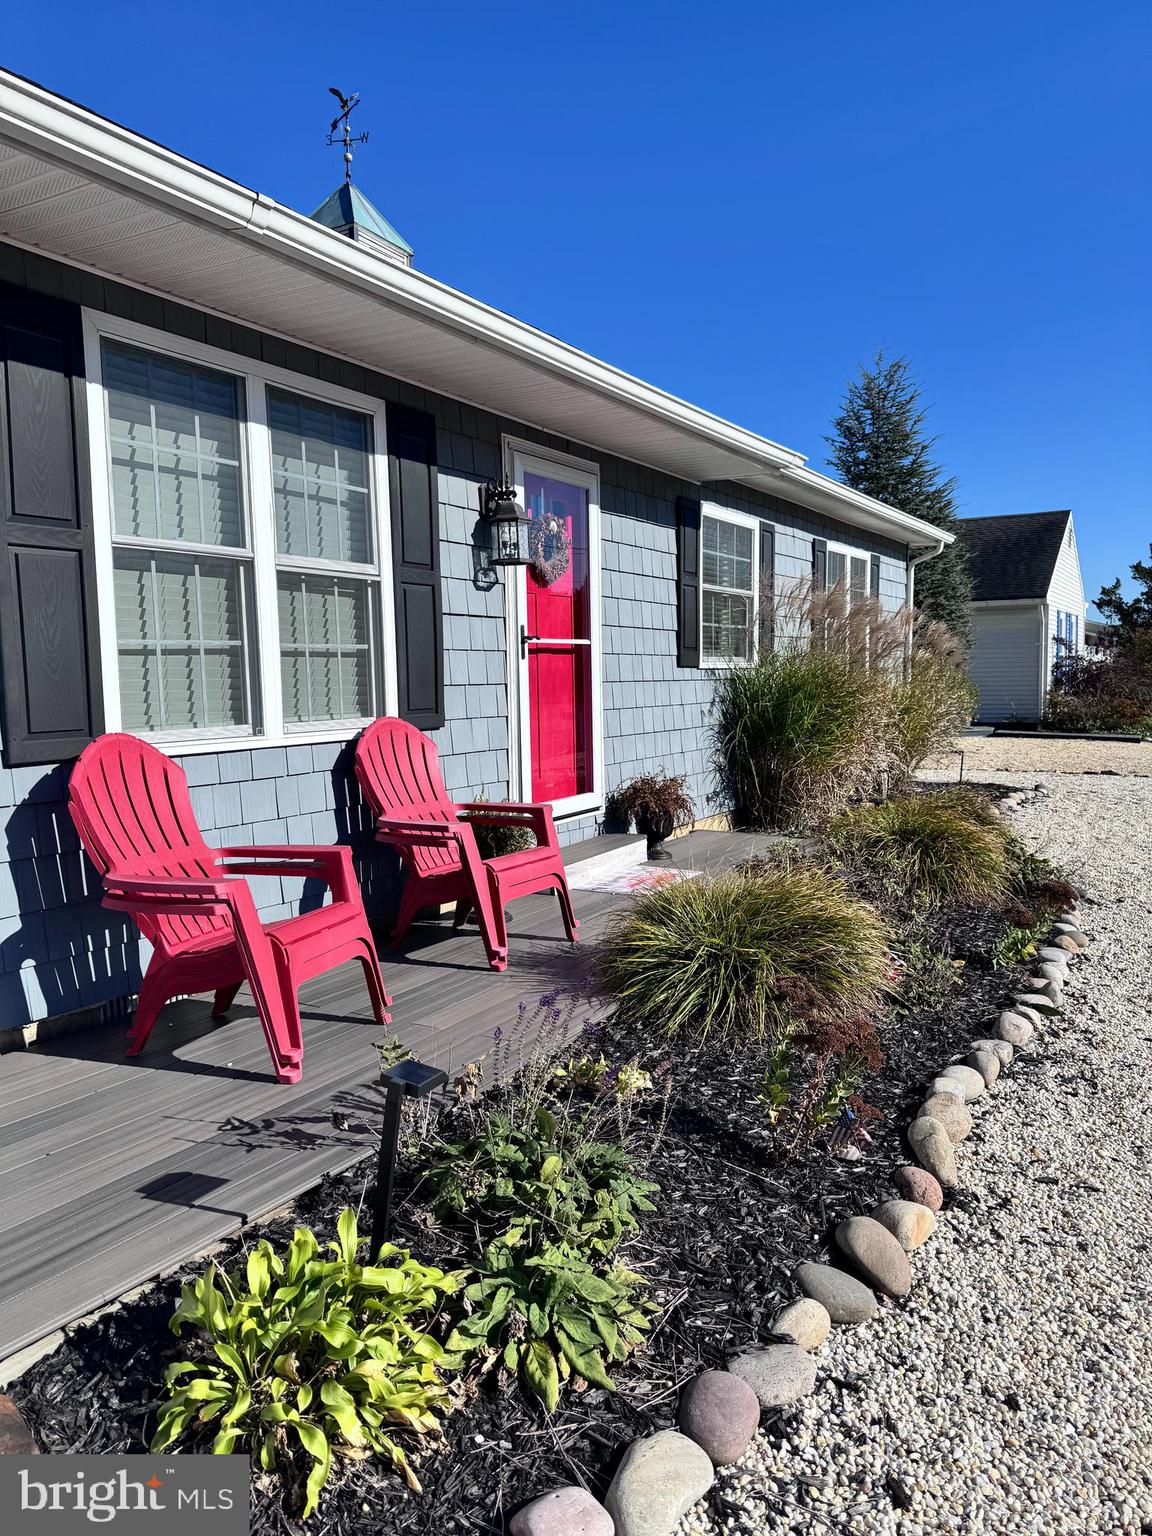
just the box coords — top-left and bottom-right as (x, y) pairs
(0, 67), (949, 549)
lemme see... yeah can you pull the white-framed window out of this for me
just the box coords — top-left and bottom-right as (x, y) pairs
(83, 314), (397, 752)
(700, 507), (759, 665)
(826, 543), (871, 607)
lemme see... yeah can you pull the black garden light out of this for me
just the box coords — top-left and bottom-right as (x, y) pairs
(369, 1058), (448, 1258)
(481, 478), (531, 567)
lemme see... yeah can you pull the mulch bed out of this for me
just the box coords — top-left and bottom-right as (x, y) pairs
(12, 797), (1044, 1536)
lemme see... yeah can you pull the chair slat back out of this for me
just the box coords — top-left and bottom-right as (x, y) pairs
(354, 719), (462, 876)
(69, 734), (227, 950)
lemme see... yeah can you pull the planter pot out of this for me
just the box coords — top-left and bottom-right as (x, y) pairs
(637, 811), (675, 862)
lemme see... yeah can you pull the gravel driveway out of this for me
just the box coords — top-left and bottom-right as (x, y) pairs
(682, 771), (1152, 1536)
(924, 733), (1152, 778)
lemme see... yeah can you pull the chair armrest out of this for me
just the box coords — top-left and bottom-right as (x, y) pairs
(373, 816), (461, 846)
(216, 845), (356, 901)
(100, 872), (234, 916)
(455, 800), (556, 847)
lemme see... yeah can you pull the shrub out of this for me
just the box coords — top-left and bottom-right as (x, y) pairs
(711, 580), (974, 827)
(1046, 648), (1152, 735)
(599, 865), (890, 1045)
(827, 795), (1012, 910)
(427, 1105), (657, 1260)
(152, 1210), (460, 1515)
(917, 785), (1003, 830)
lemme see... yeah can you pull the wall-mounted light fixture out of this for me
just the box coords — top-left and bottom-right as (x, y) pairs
(481, 478), (531, 567)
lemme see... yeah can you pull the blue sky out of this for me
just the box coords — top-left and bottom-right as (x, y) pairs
(5, 2), (1148, 612)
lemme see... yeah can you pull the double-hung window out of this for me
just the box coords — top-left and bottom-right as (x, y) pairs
(92, 322), (392, 748)
(827, 546), (870, 607)
(105, 342), (253, 736)
(701, 510), (758, 664)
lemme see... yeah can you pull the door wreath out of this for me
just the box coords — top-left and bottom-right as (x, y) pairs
(528, 510), (570, 586)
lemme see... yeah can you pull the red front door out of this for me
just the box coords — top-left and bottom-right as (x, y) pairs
(524, 471), (593, 803)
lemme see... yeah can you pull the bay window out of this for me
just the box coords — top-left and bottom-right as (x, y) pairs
(88, 320), (393, 747)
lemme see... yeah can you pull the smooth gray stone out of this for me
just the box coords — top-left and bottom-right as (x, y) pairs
(1015, 991), (1062, 1016)
(773, 1297), (831, 1351)
(908, 1116), (958, 1186)
(835, 1215), (912, 1297)
(997, 1012), (1035, 1047)
(966, 1048), (1001, 1087)
(872, 1199), (936, 1251)
(970, 1037), (1014, 1066)
(727, 1345), (818, 1409)
(918, 1093), (973, 1143)
(793, 1260), (878, 1323)
(939, 1064), (986, 1101)
(605, 1431), (714, 1536)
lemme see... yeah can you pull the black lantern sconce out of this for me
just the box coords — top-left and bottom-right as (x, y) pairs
(369, 1057), (448, 1258)
(481, 478), (531, 567)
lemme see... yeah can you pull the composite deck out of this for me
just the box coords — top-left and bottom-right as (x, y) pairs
(0, 829), (767, 1366)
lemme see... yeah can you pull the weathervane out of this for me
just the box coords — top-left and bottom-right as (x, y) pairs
(327, 87), (368, 184)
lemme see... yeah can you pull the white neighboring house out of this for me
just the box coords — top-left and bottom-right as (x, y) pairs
(957, 510), (1087, 723)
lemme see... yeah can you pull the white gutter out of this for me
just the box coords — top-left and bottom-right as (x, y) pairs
(0, 68), (953, 553)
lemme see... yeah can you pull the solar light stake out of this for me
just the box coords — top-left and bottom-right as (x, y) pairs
(369, 1059), (448, 1259)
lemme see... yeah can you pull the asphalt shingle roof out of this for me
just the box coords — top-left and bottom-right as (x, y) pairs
(956, 511), (1072, 602)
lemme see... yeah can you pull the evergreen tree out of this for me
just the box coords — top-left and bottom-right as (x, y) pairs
(1097, 544), (1152, 639)
(826, 352), (972, 642)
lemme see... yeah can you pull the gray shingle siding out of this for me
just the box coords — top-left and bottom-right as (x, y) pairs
(0, 245), (911, 1030)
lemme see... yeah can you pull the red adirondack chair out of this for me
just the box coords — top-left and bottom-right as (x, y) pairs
(354, 718), (578, 971)
(68, 734), (391, 1084)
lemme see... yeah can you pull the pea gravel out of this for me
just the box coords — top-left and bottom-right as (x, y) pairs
(679, 770), (1152, 1536)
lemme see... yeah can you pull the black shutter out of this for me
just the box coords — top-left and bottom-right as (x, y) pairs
(0, 284), (103, 767)
(676, 494), (702, 668)
(386, 404), (444, 730)
(870, 553), (882, 601)
(758, 521), (776, 654)
(812, 537), (828, 593)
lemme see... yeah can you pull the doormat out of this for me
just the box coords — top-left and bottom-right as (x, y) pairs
(565, 864), (702, 895)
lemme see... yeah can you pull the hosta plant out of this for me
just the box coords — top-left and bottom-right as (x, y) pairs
(151, 1210), (462, 1517)
(444, 1237), (651, 1411)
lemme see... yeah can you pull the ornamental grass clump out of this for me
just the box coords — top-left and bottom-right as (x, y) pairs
(827, 794), (1012, 911)
(599, 865), (890, 1046)
(711, 648), (887, 830)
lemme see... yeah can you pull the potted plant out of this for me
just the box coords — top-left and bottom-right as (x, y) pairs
(609, 772), (696, 861)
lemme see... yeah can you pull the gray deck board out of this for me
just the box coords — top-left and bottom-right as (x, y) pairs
(0, 830), (763, 1363)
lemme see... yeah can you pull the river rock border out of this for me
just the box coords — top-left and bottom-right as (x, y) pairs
(509, 890), (1092, 1536)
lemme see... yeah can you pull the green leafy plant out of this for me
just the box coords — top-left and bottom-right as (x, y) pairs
(445, 1239), (651, 1411)
(757, 1011), (884, 1145)
(152, 1210), (461, 1517)
(599, 864), (890, 1045)
(425, 1095), (658, 1412)
(428, 1105), (657, 1261)
(826, 794), (1012, 911)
